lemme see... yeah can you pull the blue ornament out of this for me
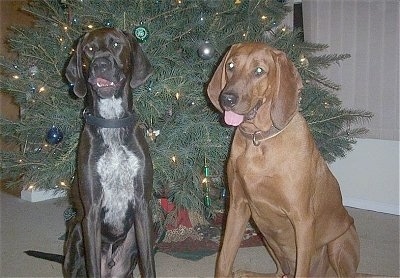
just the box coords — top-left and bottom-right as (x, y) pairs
(46, 126), (64, 145)
(103, 19), (115, 27)
(71, 17), (79, 26)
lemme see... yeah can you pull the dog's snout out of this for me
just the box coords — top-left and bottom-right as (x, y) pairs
(220, 92), (238, 109)
(92, 57), (112, 74)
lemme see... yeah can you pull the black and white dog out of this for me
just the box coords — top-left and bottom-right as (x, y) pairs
(63, 27), (155, 277)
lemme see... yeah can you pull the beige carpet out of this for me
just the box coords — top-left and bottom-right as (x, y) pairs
(0, 189), (398, 277)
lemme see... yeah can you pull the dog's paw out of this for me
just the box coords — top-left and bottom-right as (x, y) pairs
(233, 269), (286, 278)
(233, 269), (280, 278)
(233, 270), (251, 278)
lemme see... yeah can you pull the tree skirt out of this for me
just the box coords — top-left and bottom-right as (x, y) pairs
(156, 213), (264, 261)
(156, 230), (264, 261)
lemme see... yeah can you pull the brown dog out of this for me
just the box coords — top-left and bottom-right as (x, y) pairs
(207, 42), (360, 277)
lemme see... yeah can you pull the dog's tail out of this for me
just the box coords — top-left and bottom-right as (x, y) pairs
(25, 250), (64, 263)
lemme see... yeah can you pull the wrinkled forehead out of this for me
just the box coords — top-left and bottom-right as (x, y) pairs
(82, 28), (128, 45)
(227, 43), (276, 67)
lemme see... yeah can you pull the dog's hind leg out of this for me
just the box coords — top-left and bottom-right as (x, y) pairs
(328, 224), (360, 278)
(63, 222), (86, 278)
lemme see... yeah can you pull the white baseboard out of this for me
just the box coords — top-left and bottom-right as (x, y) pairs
(20, 189), (65, 202)
(344, 197), (399, 215)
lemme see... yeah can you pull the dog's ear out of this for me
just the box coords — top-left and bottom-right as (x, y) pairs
(207, 46), (234, 112)
(126, 33), (153, 89)
(270, 50), (303, 130)
(66, 37), (87, 98)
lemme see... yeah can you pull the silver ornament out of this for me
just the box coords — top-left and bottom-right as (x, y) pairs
(197, 41), (215, 60)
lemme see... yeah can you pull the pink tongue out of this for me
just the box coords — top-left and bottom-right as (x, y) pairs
(224, 110), (244, 126)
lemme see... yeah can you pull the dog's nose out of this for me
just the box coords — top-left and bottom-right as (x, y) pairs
(92, 57), (111, 74)
(220, 92), (238, 108)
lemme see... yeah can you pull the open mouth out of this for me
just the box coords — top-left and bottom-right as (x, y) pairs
(88, 76), (123, 98)
(223, 101), (263, 127)
(88, 75), (126, 97)
(95, 77), (116, 88)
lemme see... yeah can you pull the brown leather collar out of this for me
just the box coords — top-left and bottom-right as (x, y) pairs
(239, 123), (284, 146)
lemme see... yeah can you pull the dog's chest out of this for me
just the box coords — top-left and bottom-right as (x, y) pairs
(95, 97), (141, 229)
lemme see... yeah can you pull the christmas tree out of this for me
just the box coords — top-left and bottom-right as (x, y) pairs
(0, 0), (371, 235)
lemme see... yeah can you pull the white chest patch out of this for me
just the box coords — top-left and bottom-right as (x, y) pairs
(96, 97), (141, 230)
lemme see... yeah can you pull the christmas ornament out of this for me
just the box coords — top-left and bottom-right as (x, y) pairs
(103, 19), (115, 27)
(146, 127), (160, 141)
(133, 25), (149, 43)
(29, 65), (39, 77)
(197, 41), (215, 60)
(59, 0), (68, 9)
(202, 160), (211, 207)
(29, 84), (36, 94)
(71, 17), (79, 26)
(46, 125), (64, 144)
(300, 54), (309, 67)
(220, 187), (227, 200)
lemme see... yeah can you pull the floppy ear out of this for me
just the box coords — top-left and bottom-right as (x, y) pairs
(65, 37), (87, 98)
(206, 46), (234, 112)
(270, 50), (303, 130)
(126, 33), (153, 89)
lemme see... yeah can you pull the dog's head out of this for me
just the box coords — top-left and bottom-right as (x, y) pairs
(66, 27), (153, 99)
(207, 42), (302, 129)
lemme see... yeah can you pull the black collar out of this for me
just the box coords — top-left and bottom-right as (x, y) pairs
(83, 108), (136, 128)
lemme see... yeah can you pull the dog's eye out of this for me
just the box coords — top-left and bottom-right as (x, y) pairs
(255, 67), (265, 76)
(112, 42), (120, 48)
(227, 62), (235, 70)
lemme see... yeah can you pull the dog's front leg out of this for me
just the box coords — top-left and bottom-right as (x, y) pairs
(134, 200), (156, 277)
(293, 216), (315, 277)
(82, 207), (102, 278)
(216, 178), (251, 278)
(81, 202), (102, 278)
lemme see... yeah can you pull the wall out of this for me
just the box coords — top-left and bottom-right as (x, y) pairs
(330, 139), (399, 215)
(0, 1), (33, 151)
(303, 0), (399, 215)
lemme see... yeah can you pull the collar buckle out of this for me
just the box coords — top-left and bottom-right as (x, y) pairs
(252, 131), (262, 146)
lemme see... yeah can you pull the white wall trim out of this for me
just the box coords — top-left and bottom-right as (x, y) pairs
(20, 189), (65, 202)
(344, 197), (399, 216)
